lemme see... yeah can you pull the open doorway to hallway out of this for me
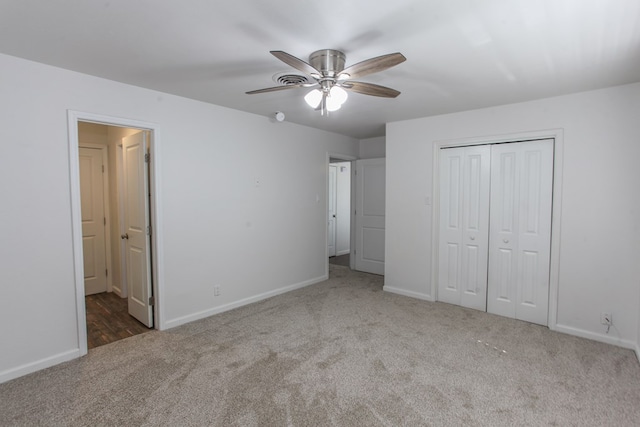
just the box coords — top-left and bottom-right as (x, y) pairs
(328, 159), (352, 268)
(77, 121), (153, 348)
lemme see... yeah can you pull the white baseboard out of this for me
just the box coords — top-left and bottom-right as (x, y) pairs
(636, 342), (640, 364)
(0, 348), (80, 384)
(164, 274), (328, 329)
(554, 324), (636, 350)
(383, 286), (434, 302)
(336, 249), (350, 256)
(111, 286), (124, 298)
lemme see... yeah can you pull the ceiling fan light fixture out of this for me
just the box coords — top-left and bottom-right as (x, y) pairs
(325, 86), (347, 112)
(326, 99), (342, 112)
(329, 86), (348, 105)
(304, 89), (322, 108)
(306, 86), (348, 112)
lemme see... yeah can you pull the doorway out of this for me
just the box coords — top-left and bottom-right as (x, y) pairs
(328, 160), (352, 267)
(327, 155), (355, 271)
(69, 111), (163, 355)
(78, 122), (154, 347)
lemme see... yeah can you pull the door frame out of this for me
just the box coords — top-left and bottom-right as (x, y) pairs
(68, 110), (165, 356)
(431, 129), (564, 330)
(326, 152), (357, 275)
(78, 143), (113, 293)
(328, 164), (338, 258)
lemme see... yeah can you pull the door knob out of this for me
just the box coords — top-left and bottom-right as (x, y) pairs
(503, 238), (509, 243)
(121, 233), (129, 240)
(470, 236), (475, 240)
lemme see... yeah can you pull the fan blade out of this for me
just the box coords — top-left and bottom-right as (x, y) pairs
(270, 51), (322, 77)
(341, 81), (401, 98)
(338, 52), (406, 80)
(246, 83), (315, 95)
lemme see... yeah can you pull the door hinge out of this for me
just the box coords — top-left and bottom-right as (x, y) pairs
(104, 217), (106, 226)
(146, 225), (152, 236)
(105, 269), (108, 277)
(145, 153), (150, 163)
(102, 165), (105, 173)
(148, 296), (155, 306)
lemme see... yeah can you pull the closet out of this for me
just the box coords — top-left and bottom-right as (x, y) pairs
(438, 139), (554, 325)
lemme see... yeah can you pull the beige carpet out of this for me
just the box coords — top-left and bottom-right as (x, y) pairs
(1, 265), (639, 426)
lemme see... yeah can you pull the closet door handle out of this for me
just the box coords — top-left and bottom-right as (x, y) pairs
(469, 236), (475, 240)
(503, 238), (509, 243)
(121, 233), (129, 240)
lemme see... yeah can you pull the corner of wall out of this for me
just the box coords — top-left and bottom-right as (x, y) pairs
(359, 136), (386, 159)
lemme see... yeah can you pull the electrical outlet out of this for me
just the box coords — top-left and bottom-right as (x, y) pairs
(600, 312), (612, 325)
(214, 286), (220, 297)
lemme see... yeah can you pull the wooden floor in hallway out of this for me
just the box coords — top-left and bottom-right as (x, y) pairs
(329, 253), (350, 267)
(85, 292), (151, 349)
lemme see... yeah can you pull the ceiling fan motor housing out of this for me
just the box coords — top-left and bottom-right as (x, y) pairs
(309, 49), (346, 77)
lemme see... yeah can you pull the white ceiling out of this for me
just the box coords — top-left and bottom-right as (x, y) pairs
(1, 0), (639, 139)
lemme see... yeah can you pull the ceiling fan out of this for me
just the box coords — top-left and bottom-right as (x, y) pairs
(246, 49), (406, 115)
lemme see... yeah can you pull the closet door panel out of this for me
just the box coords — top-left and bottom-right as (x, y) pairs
(438, 151), (464, 305)
(460, 146), (491, 310)
(488, 139), (553, 325)
(488, 146), (520, 318)
(515, 140), (554, 325)
(438, 146), (490, 310)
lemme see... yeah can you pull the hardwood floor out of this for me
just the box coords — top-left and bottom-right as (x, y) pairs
(329, 253), (350, 267)
(85, 292), (150, 349)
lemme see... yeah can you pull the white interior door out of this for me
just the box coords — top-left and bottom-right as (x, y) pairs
(79, 147), (108, 295)
(355, 158), (385, 275)
(487, 139), (554, 325)
(328, 165), (337, 257)
(122, 131), (153, 327)
(438, 145), (491, 310)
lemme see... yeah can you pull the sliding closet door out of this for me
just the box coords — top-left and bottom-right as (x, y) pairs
(487, 139), (554, 325)
(438, 145), (491, 311)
